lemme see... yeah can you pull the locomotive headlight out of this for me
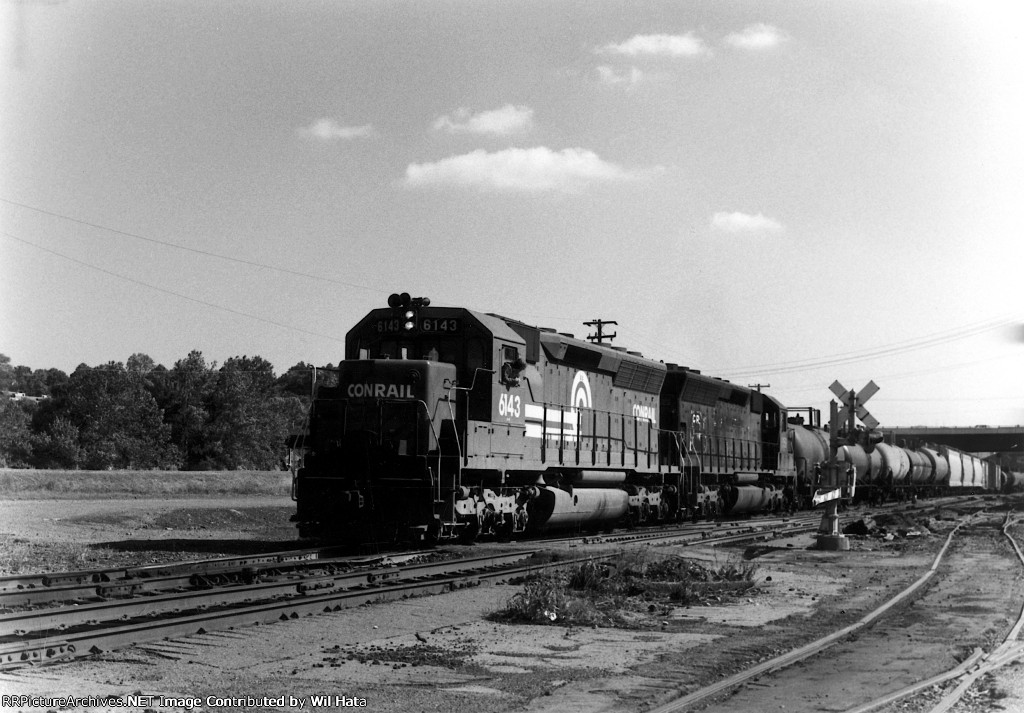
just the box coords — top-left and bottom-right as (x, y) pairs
(404, 320), (415, 331)
(403, 309), (416, 331)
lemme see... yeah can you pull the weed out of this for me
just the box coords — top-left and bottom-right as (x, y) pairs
(490, 549), (761, 628)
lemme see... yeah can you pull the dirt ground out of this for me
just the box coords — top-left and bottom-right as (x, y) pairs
(1, 496), (1023, 713)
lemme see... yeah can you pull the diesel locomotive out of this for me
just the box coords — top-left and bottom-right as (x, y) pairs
(290, 295), (817, 543)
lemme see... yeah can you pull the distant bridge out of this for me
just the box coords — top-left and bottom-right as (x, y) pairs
(884, 426), (1024, 453)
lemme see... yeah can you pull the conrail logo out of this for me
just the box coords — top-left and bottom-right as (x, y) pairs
(632, 403), (657, 424)
(571, 371), (592, 410)
(346, 383), (416, 398)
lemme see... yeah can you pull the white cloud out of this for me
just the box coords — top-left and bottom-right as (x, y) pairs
(597, 65), (644, 86)
(432, 105), (534, 135)
(724, 24), (788, 51)
(710, 211), (785, 235)
(600, 33), (709, 58)
(403, 147), (638, 193)
(298, 119), (375, 141)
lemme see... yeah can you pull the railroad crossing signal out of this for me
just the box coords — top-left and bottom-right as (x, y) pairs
(829, 380), (880, 430)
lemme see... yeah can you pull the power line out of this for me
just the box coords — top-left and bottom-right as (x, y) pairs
(0, 196), (380, 294)
(2, 231), (345, 344)
(716, 316), (1020, 378)
(5, 195), (1019, 387)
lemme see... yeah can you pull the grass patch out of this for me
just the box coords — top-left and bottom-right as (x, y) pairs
(0, 469), (290, 499)
(0, 535), (151, 575)
(491, 549), (760, 628)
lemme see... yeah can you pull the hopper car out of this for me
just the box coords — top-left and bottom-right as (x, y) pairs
(289, 295), (999, 544)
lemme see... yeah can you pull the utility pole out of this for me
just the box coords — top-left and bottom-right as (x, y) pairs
(584, 319), (617, 344)
(747, 383), (770, 393)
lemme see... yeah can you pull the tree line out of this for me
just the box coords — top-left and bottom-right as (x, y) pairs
(0, 352), (334, 470)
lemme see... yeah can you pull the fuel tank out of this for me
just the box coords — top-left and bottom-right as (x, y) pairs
(720, 484), (777, 515)
(525, 487), (629, 533)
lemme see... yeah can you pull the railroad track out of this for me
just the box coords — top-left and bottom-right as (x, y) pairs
(0, 550), (545, 668)
(0, 511), (822, 610)
(0, 511), (823, 670)
(646, 507), (1024, 713)
(845, 511), (1024, 713)
(1, 495), (988, 676)
(0, 546), (434, 609)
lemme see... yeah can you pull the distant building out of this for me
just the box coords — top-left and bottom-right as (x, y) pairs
(4, 390), (48, 404)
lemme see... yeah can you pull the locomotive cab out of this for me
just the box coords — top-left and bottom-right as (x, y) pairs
(292, 358), (459, 542)
(293, 297), (531, 543)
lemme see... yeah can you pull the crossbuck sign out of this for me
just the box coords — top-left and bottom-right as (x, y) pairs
(829, 380), (880, 430)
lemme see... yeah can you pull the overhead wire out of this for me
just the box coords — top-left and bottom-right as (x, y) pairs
(3, 195), (1021, 396)
(2, 231), (345, 344)
(0, 196), (381, 294)
(715, 316), (1020, 378)
(2, 196), (600, 329)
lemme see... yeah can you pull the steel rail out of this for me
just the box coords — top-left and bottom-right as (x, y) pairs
(840, 648), (986, 713)
(0, 514), (815, 609)
(0, 544), (362, 593)
(0, 550), (570, 668)
(526, 514), (820, 550)
(646, 518), (970, 713)
(0, 551), (537, 645)
(0, 516), (811, 670)
(0, 495), (930, 597)
(0, 549), (548, 672)
(842, 514), (1024, 713)
(919, 514), (1024, 713)
(0, 549), (432, 608)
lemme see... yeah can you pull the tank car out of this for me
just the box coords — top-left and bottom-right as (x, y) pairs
(1003, 471), (1024, 492)
(290, 295), (799, 544)
(831, 437), (998, 503)
(787, 415), (830, 509)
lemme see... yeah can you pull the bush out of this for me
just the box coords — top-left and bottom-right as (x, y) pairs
(490, 549), (760, 628)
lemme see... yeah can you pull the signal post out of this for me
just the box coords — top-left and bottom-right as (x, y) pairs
(814, 380), (878, 551)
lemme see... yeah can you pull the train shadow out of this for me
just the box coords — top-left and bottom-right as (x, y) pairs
(87, 538), (304, 556)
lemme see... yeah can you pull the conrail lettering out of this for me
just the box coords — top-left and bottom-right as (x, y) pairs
(347, 383), (415, 398)
(633, 404), (657, 424)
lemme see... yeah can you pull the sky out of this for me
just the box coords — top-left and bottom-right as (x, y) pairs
(1, 0), (1022, 429)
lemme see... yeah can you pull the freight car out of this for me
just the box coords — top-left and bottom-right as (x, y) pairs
(833, 439), (1004, 503)
(1004, 471), (1024, 492)
(290, 295), (804, 543)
